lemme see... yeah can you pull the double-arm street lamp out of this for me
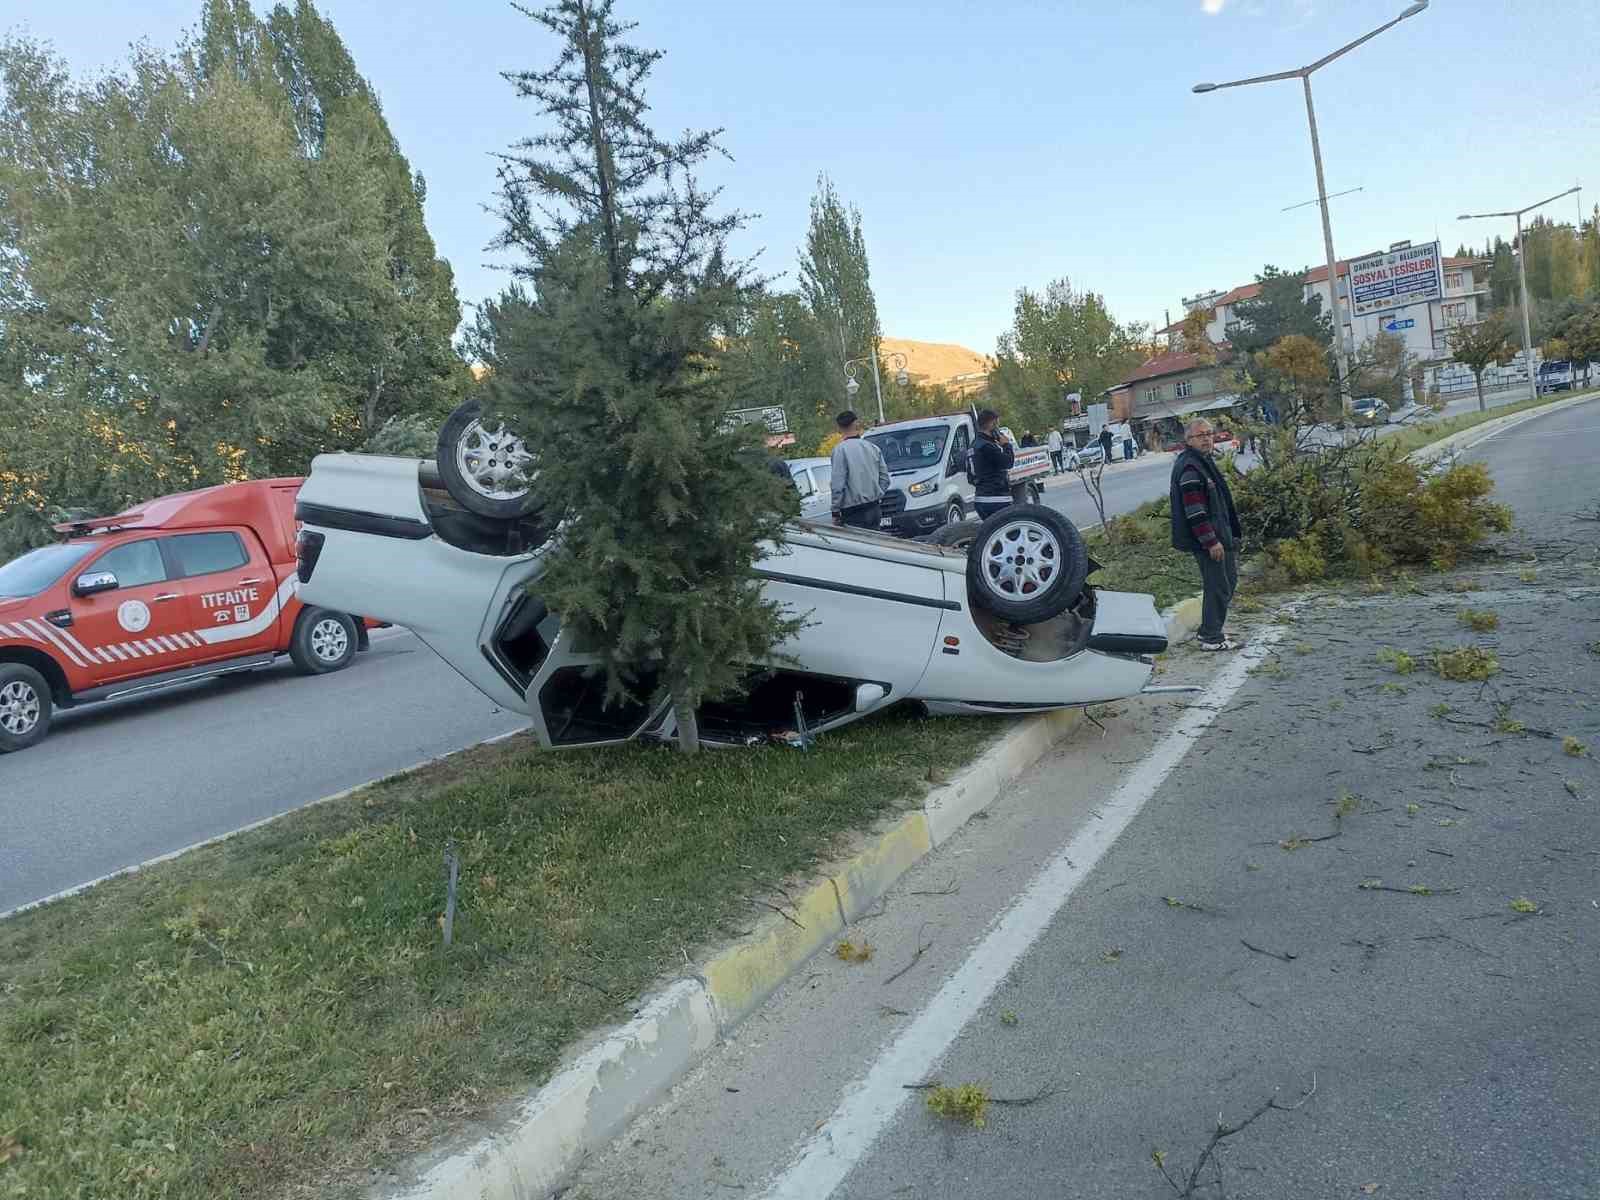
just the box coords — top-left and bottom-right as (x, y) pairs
(845, 351), (910, 424)
(1459, 185), (1582, 403)
(1194, 2), (1430, 413)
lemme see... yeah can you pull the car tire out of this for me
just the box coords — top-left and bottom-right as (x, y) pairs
(0, 663), (52, 752)
(290, 608), (359, 675)
(945, 499), (964, 526)
(436, 399), (540, 520)
(920, 517), (983, 550)
(965, 504), (1087, 625)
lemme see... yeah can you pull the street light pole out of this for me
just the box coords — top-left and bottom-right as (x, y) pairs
(1301, 73), (1351, 411)
(845, 352), (909, 425)
(1194, 2), (1430, 417)
(1513, 212), (1535, 403)
(1459, 185), (1581, 405)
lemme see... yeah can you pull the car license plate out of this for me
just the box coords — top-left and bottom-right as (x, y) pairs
(880, 518), (894, 528)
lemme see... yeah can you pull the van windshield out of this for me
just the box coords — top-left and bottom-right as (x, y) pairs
(0, 543), (95, 598)
(865, 425), (950, 475)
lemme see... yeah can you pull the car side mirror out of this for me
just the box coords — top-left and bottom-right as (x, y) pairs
(73, 570), (118, 597)
(854, 683), (888, 712)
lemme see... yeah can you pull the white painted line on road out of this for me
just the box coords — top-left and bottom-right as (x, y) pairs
(0, 720), (530, 923)
(758, 621), (1290, 1200)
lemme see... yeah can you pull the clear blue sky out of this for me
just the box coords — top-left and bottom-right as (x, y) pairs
(12, 0), (1600, 354)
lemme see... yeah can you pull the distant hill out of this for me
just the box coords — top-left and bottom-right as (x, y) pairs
(880, 337), (992, 394)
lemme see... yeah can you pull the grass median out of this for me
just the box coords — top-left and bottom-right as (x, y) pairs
(0, 707), (999, 1199)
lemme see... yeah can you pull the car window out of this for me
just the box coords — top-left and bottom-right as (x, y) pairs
(166, 532), (248, 578)
(812, 464), (831, 491)
(93, 539), (167, 588)
(790, 467), (815, 498)
(0, 543), (95, 598)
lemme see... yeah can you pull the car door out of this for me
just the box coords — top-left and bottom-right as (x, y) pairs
(799, 465), (832, 521)
(167, 529), (284, 662)
(947, 424), (973, 500)
(67, 537), (199, 682)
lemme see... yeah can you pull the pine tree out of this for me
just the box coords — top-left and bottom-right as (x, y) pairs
(486, 0), (800, 753)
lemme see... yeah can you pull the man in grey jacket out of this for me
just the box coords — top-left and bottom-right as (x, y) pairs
(829, 410), (891, 530)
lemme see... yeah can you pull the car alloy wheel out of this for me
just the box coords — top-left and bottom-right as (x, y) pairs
(979, 517), (1060, 600)
(310, 616), (351, 663)
(456, 418), (534, 502)
(0, 679), (41, 737)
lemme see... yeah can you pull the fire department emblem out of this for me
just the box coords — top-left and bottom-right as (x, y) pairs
(117, 599), (152, 633)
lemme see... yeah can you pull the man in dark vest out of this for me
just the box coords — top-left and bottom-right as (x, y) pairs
(1170, 418), (1242, 651)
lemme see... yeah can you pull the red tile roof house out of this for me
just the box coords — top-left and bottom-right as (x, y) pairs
(1105, 342), (1244, 449)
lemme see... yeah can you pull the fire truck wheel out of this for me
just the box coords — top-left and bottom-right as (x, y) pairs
(290, 609), (359, 675)
(0, 663), (52, 752)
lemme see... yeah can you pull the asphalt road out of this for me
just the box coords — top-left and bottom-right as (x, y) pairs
(569, 395), (1600, 1200)
(0, 628), (524, 914)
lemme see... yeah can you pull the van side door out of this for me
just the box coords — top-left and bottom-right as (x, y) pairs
(169, 530), (285, 662)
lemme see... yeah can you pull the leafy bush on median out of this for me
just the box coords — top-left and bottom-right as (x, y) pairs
(1231, 432), (1512, 585)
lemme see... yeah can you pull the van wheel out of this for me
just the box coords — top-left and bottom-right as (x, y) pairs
(290, 609), (359, 675)
(945, 499), (964, 526)
(436, 399), (540, 520)
(965, 505), (1087, 625)
(0, 664), (52, 752)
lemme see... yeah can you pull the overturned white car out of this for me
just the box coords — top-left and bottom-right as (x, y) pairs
(293, 446), (1177, 750)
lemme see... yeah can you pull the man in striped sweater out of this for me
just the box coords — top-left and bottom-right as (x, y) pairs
(1169, 418), (1243, 650)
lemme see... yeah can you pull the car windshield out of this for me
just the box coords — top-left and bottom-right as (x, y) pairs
(1353, 399), (1377, 410)
(866, 425), (950, 474)
(0, 543), (95, 598)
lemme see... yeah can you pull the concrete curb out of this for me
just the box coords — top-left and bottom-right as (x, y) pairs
(383, 699), (1123, 1198)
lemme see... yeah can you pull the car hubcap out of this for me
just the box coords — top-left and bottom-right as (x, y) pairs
(1, 680), (41, 736)
(457, 418), (534, 501)
(980, 519), (1060, 600)
(310, 618), (350, 663)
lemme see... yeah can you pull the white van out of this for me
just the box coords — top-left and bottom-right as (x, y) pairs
(863, 412), (1052, 537)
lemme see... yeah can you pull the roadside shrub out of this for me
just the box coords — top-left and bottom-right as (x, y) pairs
(1109, 512), (1153, 545)
(816, 430), (843, 458)
(1269, 535), (1327, 582)
(1360, 459), (1511, 570)
(1235, 435), (1512, 583)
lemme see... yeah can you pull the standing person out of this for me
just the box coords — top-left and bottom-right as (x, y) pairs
(1098, 424), (1113, 464)
(1047, 427), (1064, 474)
(829, 410), (891, 530)
(1170, 418), (1243, 651)
(971, 409), (1015, 520)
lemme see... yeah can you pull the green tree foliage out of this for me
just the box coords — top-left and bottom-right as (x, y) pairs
(1448, 313), (1517, 412)
(797, 174), (881, 393)
(1349, 331), (1411, 408)
(1227, 266), (1332, 354)
(988, 278), (1145, 435)
(485, 0), (800, 753)
(719, 288), (837, 456)
(0, 2), (464, 557)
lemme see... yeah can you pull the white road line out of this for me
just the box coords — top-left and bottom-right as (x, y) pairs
(758, 623), (1288, 1200)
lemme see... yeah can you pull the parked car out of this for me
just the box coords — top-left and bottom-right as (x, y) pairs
(1536, 360), (1574, 394)
(0, 479), (377, 752)
(1351, 397), (1391, 424)
(785, 457), (834, 522)
(293, 453), (1179, 750)
(1065, 442), (1105, 471)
